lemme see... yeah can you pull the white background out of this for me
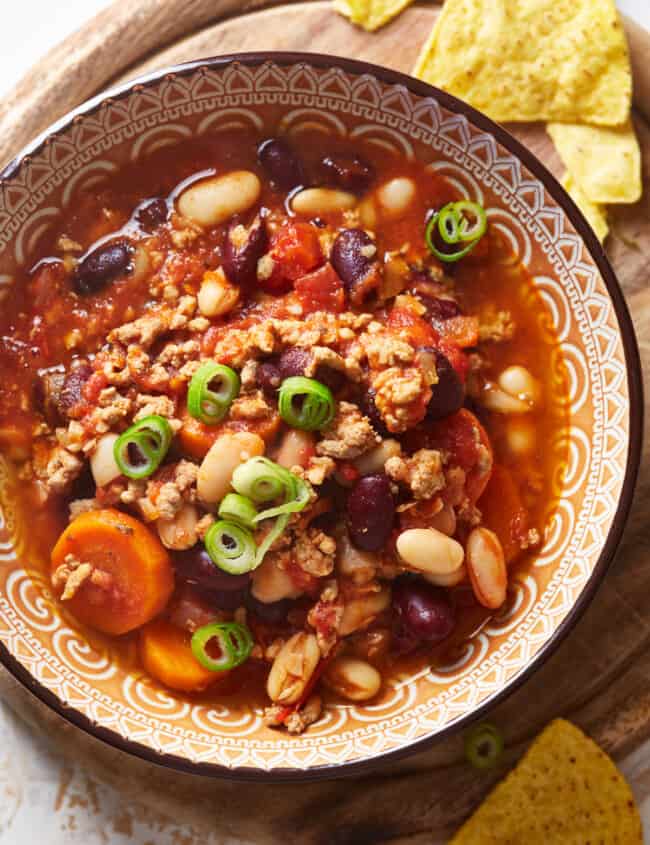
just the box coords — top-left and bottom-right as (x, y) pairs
(0, 2), (648, 843)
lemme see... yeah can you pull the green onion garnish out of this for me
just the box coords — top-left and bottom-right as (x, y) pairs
(231, 456), (310, 522)
(218, 493), (258, 529)
(113, 415), (172, 479)
(187, 362), (240, 425)
(277, 376), (335, 431)
(204, 520), (257, 574)
(191, 622), (253, 672)
(425, 200), (487, 263)
(464, 722), (504, 770)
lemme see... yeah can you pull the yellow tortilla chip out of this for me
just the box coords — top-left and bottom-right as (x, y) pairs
(451, 720), (641, 844)
(413, 0), (631, 125)
(333, 0), (414, 31)
(548, 120), (642, 204)
(561, 174), (609, 243)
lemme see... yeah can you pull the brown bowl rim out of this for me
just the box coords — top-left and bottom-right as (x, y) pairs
(0, 51), (643, 783)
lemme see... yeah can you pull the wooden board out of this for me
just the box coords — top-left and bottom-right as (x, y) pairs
(0, 2), (648, 841)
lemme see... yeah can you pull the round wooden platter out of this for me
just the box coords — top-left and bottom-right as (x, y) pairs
(0, 2), (649, 842)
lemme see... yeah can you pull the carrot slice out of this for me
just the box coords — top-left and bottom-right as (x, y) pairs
(139, 618), (223, 693)
(479, 464), (530, 565)
(179, 408), (281, 460)
(50, 509), (174, 635)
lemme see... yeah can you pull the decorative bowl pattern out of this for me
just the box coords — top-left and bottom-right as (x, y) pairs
(0, 55), (641, 779)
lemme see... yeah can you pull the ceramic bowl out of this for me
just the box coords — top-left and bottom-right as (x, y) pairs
(0, 53), (642, 780)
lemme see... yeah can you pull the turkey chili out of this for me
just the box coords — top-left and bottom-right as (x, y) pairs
(0, 130), (568, 733)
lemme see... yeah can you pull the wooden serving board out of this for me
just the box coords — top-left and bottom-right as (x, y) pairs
(0, 3), (648, 842)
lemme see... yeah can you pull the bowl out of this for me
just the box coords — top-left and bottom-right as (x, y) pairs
(0, 53), (642, 780)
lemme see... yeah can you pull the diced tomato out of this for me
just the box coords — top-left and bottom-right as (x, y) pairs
(337, 462), (360, 484)
(387, 307), (438, 347)
(294, 263), (345, 314)
(263, 222), (323, 293)
(409, 408), (493, 503)
(82, 371), (108, 404)
(478, 464), (530, 564)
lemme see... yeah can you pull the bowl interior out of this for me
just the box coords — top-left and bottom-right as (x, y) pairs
(0, 55), (637, 778)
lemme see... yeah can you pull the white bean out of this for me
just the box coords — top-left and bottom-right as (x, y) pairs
(424, 564), (467, 588)
(157, 503), (199, 550)
(291, 187), (356, 216)
(267, 632), (320, 704)
(498, 365), (541, 407)
(377, 177), (416, 217)
(197, 270), (239, 317)
(505, 417), (536, 457)
(275, 429), (315, 470)
(396, 528), (464, 575)
(339, 585), (391, 636)
(177, 171), (261, 227)
(466, 527), (507, 609)
(480, 384), (531, 414)
(197, 431), (265, 504)
(337, 535), (379, 585)
(324, 656), (381, 702)
(90, 433), (121, 487)
(353, 439), (401, 476)
(251, 554), (303, 603)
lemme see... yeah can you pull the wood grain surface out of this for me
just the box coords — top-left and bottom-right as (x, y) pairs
(0, 3), (648, 842)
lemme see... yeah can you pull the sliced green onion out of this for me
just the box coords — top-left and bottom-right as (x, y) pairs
(278, 376), (335, 431)
(187, 362), (240, 425)
(191, 622), (253, 672)
(218, 493), (258, 529)
(254, 514), (289, 567)
(464, 723), (503, 770)
(113, 415), (172, 479)
(231, 456), (310, 522)
(205, 520), (257, 574)
(425, 200), (487, 263)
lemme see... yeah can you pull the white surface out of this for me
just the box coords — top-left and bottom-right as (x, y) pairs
(0, 1), (648, 843)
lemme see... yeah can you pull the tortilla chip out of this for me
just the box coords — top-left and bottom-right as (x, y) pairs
(413, 0), (631, 125)
(333, 0), (414, 31)
(451, 719), (641, 844)
(548, 120), (642, 204)
(561, 174), (609, 243)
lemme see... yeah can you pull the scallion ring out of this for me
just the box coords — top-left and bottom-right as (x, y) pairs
(218, 493), (258, 529)
(464, 722), (503, 770)
(232, 457), (310, 522)
(254, 514), (289, 567)
(187, 362), (240, 425)
(205, 520), (257, 574)
(278, 376), (335, 431)
(113, 415), (172, 480)
(191, 622), (253, 672)
(425, 200), (487, 263)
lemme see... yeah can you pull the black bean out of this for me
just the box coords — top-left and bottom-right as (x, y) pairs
(320, 153), (375, 194)
(392, 576), (455, 644)
(222, 215), (268, 288)
(258, 137), (303, 191)
(422, 349), (465, 421)
(135, 197), (168, 232)
(330, 229), (374, 290)
(347, 474), (395, 552)
(72, 239), (134, 295)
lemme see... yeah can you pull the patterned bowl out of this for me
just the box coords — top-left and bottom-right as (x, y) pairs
(0, 53), (642, 780)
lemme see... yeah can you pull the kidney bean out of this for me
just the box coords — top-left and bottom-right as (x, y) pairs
(222, 215), (268, 287)
(347, 474), (395, 552)
(34, 367), (66, 425)
(174, 547), (251, 593)
(356, 389), (390, 438)
(135, 197), (168, 232)
(257, 360), (282, 396)
(278, 347), (345, 392)
(422, 349), (465, 420)
(246, 594), (294, 625)
(53, 361), (93, 420)
(422, 296), (462, 322)
(320, 153), (375, 194)
(392, 575), (456, 644)
(258, 137), (303, 191)
(330, 229), (375, 290)
(72, 239), (134, 295)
